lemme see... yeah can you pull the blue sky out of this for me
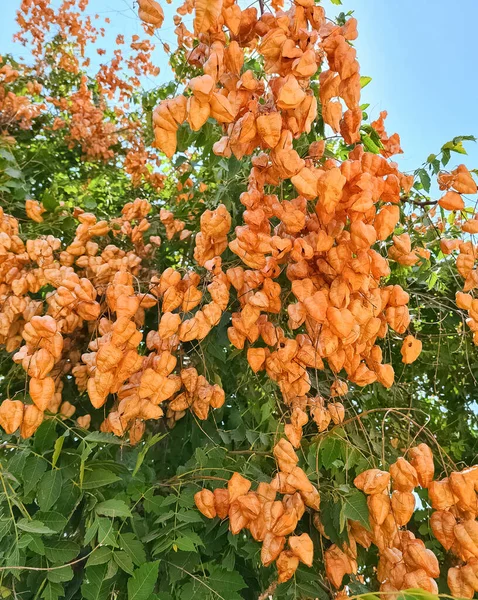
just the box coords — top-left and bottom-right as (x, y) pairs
(2, 0), (478, 174)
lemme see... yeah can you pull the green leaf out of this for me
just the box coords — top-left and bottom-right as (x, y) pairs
(0, 148), (15, 161)
(416, 168), (431, 193)
(4, 167), (22, 179)
(28, 535), (45, 555)
(114, 551), (135, 575)
(397, 590), (440, 600)
(34, 420), (57, 453)
(175, 530), (204, 552)
(362, 134), (381, 154)
(132, 433), (166, 477)
(341, 491), (370, 531)
(143, 491), (164, 514)
(83, 432), (124, 445)
(207, 567), (247, 596)
(44, 541), (80, 564)
(442, 140), (467, 154)
(17, 518), (56, 535)
(97, 518), (118, 547)
(86, 547), (112, 567)
(120, 533), (146, 566)
(41, 582), (63, 600)
(56, 481), (81, 515)
(35, 512), (67, 533)
(360, 76), (372, 89)
(47, 565), (74, 583)
(0, 519), (11, 538)
(84, 521), (99, 546)
(96, 499), (132, 518)
(176, 509), (203, 524)
(82, 467), (121, 489)
(320, 436), (342, 469)
(81, 564), (111, 600)
(38, 470), (63, 511)
(427, 271), (438, 290)
(22, 456), (47, 495)
(52, 436), (65, 468)
(127, 561), (160, 600)
(42, 191), (59, 211)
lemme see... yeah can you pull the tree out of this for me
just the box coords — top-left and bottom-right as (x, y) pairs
(0, 0), (478, 598)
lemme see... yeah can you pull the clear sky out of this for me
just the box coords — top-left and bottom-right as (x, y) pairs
(1, 0), (478, 175)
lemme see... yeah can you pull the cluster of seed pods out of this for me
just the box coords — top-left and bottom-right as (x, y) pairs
(154, 0), (428, 450)
(347, 445), (438, 596)
(195, 438), (317, 583)
(428, 463), (478, 598)
(0, 198), (232, 442)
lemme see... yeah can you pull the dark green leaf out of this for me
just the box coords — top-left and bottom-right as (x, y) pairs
(127, 561), (160, 600)
(22, 456), (47, 495)
(96, 499), (131, 518)
(120, 533), (146, 566)
(81, 564), (112, 600)
(82, 468), (120, 489)
(41, 582), (63, 600)
(35, 512), (67, 533)
(341, 491), (370, 531)
(17, 518), (56, 535)
(47, 565), (74, 583)
(38, 470), (63, 511)
(114, 551), (135, 575)
(86, 547), (112, 567)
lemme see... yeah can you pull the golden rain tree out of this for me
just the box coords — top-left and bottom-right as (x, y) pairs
(0, 0), (477, 598)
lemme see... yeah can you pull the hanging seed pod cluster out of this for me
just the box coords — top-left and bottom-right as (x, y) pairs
(348, 445), (439, 597)
(428, 464), (478, 598)
(0, 200), (230, 442)
(195, 438), (318, 583)
(153, 0), (426, 451)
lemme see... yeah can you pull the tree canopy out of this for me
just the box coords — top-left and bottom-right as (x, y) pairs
(0, 1), (478, 599)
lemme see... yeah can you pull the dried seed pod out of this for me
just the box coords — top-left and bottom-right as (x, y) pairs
(276, 550), (299, 583)
(273, 438), (298, 474)
(325, 544), (355, 589)
(261, 532), (286, 567)
(449, 471), (478, 511)
(403, 539), (440, 578)
(289, 533), (313, 567)
(20, 404), (44, 439)
(391, 490), (415, 526)
(228, 473), (251, 503)
(448, 567), (475, 599)
(327, 402), (345, 424)
(0, 399), (23, 434)
(430, 510), (456, 550)
(367, 492), (391, 525)
(213, 488), (230, 520)
(354, 469), (390, 495)
(400, 335), (422, 364)
(228, 500), (249, 534)
(454, 520), (478, 558)
(28, 376), (55, 412)
(428, 478), (458, 510)
(194, 489), (216, 519)
(390, 457), (418, 492)
(76, 414), (91, 429)
(408, 443), (434, 488)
